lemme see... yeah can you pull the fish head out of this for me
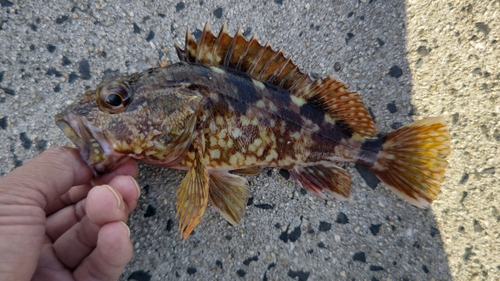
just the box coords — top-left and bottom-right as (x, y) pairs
(56, 70), (202, 175)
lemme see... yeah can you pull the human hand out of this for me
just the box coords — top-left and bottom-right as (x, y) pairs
(0, 146), (140, 281)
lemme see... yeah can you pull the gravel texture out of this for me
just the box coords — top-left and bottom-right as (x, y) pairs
(1, 0), (498, 280)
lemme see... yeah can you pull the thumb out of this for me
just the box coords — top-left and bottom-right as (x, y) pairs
(0, 146), (93, 209)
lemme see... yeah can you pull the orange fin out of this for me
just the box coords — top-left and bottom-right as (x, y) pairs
(293, 76), (377, 138)
(371, 117), (451, 208)
(290, 164), (352, 200)
(158, 60), (169, 67)
(208, 172), (250, 225)
(175, 21), (312, 90)
(176, 22), (376, 138)
(176, 148), (209, 240)
(230, 166), (263, 176)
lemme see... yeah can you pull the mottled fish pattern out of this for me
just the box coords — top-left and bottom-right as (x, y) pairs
(56, 22), (451, 240)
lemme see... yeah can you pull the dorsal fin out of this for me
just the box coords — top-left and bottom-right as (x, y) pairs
(175, 22), (312, 91)
(294, 76), (378, 138)
(175, 22), (377, 138)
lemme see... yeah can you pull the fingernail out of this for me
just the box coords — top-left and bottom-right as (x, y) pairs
(128, 176), (141, 200)
(120, 221), (131, 237)
(104, 185), (122, 210)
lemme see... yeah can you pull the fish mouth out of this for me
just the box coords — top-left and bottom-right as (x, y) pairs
(55, 112), (129, 175)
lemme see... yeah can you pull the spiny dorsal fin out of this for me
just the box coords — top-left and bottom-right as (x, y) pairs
(175, 21), (312, 91)
(175, 22), (377, 138)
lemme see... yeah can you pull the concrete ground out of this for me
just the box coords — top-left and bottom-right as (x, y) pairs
(1, 0), (498, 280)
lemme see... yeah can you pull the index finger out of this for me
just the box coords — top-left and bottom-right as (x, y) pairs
(44, 159), (138, 215)
(0, 147), (94, 209)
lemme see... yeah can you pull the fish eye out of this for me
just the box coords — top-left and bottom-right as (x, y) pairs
(105, 93), (123, 106)
(98, 83), (131, 113)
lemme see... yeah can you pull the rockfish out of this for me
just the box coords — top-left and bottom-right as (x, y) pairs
(56, 22), (451, 240)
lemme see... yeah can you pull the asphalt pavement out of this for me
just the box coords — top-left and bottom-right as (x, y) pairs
(1, 0), (499, 280)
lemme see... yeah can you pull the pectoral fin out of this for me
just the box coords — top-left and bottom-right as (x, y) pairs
(290, 164), (352, 200)
(209, 172), (250, 225)
(176, 149), (209, 240)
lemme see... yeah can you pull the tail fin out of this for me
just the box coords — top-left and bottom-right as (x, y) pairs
(371, 117), (451, 208)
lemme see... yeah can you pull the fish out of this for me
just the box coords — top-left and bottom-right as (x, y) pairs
(55, 22), (451, 240)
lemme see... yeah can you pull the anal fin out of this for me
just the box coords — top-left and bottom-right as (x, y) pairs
(230, 166), (263, 176)
(290, 164), (352, 200)
(209, 172), (250, 225)
(176, 148), (209, 240)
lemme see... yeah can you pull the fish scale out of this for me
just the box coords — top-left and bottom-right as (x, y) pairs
(56, 22), (451, 240)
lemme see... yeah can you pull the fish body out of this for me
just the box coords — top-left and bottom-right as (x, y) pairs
(56, 23), (451, 239)
(155, 63), (374, 169)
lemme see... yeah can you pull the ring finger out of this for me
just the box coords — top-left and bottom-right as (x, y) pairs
(53, 176), (139, 269)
